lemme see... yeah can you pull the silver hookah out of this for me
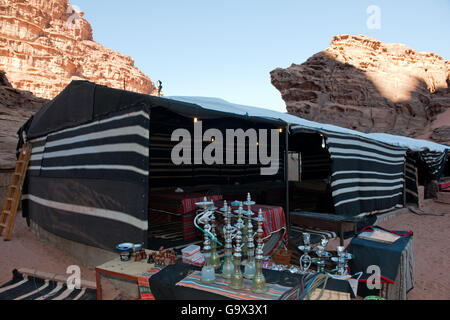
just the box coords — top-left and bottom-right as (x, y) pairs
(233, 202), (245, 256)
(194, 197), (216, 284)
(221, 204), (236, 279)
(254, 209), (265, 257)
(220, 200), (229, 216)
(331, 246), (353, 276)
(243, 193), (255, 231)
(243, 197), (256, 279)
(298, 232), (313, 272)
(234, 198), (249, 256)
(313, 238), (331, 273)
(229, 202), (245, 289)
(209, 207), (221, 270)
(251, 209), (266, 293)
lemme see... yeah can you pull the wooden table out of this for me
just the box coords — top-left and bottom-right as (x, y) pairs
(95, 250), (154, 300)
(148, 261), (353, 300)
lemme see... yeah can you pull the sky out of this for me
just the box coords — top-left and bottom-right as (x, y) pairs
(72, 0), (450, 113)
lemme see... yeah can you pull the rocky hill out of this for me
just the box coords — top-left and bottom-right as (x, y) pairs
(271, 35), (450, 145)
(0, 70), (46, 169)
(0, 0), (158, 100)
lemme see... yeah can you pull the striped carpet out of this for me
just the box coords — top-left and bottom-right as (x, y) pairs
(176, 271), (292, 300)
(0, 270), (96, 300)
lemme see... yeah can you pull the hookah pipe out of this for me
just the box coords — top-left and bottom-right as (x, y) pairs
(229, 202), (246, 290)
(244, 206), (256, 280)
(194, 197), (217, 284)
(221, 205), (237, 278)
(200, 222), (215, 284)
(298, 233), (313, 273)
(331, 246), (353, 276)
(222, 204), (238, 238)
(193, 198), (223, 247)
(209, 210), (221, 270)
(251, 209), (267, 293)
(241, 193), (255, 256)
(194, 197), (224, 284)
(313, 238), (332, 273)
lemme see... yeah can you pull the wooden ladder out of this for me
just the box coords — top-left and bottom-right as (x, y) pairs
(0, 144), (32, 241)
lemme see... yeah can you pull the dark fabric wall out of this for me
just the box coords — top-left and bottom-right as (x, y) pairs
(418, 150), (449, 180)
(149, 107), (285, 189)
(23, 106), (150, 250)
(320, 130), (407, 217)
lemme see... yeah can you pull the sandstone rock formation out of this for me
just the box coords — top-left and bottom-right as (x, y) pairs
(0, 70), (46, 169)
(0, 70), (46, 208)
(0, 0), (158, 100)
(271, 35), (450, 145)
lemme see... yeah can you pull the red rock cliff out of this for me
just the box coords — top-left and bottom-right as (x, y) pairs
(0, 70), (46, 169)
(0, 0), (158, 99)
(271, 35), (450, 145)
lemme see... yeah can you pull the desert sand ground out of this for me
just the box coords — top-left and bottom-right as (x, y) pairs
(1, 214), (123, 300)
(1, 201), (449, 300)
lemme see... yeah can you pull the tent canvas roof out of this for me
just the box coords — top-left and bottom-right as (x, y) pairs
(167, 96), (450, 153)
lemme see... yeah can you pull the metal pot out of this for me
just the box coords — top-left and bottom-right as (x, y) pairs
(133, 243), (143, 252)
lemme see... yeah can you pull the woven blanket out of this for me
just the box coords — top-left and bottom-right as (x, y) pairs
(149, 192), (222, 214)
(149, 192), (222, 240)
(138, 268), (163, 300)
(290, 225), (337, 241)
(0, 270), (96, 300)
(176, 271), (292, 300)
(438, 179), (450, 191)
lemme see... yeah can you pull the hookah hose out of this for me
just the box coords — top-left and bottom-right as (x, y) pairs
(297, 272), (316, 300)
(193, 211), (223, 246)
(299, 274), (318, 300)
(298, 273), (329, 301)
(359, 226), (413, 238)
(281, 272), (329, 301)
(305, 273), (329, 300)
(357, 274), (394, 285)
(280, 272), (315, 300)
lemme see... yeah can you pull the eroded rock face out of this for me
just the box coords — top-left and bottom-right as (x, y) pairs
(0, 70), (46, 169)
(430, 126), (450, 145)
(0, 0), (158, 100)
(271, 35), (450, 144)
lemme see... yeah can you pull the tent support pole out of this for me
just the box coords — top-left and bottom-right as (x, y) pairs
(284, 124), (290, 237)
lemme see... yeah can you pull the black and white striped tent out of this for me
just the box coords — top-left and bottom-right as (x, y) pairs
(157, 98), (449, 218)
(19, 81), (285, 251)
(18, 80), (449, 252)
(418, 150), (448, 179)
(316, 129), (407, 217)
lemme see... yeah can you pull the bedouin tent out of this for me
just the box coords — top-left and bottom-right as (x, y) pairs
(164, 97), (449, 218)
(290, 127), (408, 217)
(18, 81), (285, 251)
(18, 81), (449, 251)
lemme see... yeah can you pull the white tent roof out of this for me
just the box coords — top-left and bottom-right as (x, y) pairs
(167, 96), (449, 153)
